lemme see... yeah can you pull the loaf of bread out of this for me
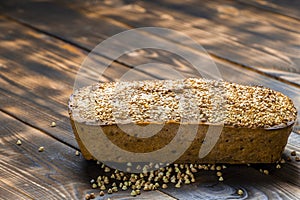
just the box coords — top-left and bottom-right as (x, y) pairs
(68, 78), (297, 164)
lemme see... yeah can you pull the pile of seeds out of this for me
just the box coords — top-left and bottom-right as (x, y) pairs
(70, 78), (297, 129)
(85, 156), (299, 199)
(87, 162), (227, 199)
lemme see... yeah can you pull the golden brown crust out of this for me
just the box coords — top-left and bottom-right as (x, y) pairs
(70, 116), (294, 163)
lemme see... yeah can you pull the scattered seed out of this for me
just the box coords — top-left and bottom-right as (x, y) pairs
(184, 179), (190, 184)
(136, 189), (141, 195)
(112, 186), (118, 193)
(218, 176), (224, 181)
(75, 151), (80, 156)
(191, 167), (197, 173)
(216, 166), (222, 171)
(131, 190), (137, 196)
(287, 156), (292, 162)
(175, 181), (181, 188)
(89, 193), (95, 199)
(108, 188), (112, 194)
(104, 177), (109, 184)
(99, 191), (105, 196)
(38, 146), (44, 152)
(237, 189), (243, 196)
(291, 151), (296, 156)
(263, 170), (269, 175)
(276, 164), (281, 169)
(50, 121), (56, 127)
(92, 183), (97, 189)
(216, 171), (222, 177)
(104, 167), (111, 172)
(162, 184), (168, 189)
(16, 139), (22, 145)
(122, 185), (128, 191)
(100, 185), (106, 190)
(85, 194), (90, 200)
(295, 156), (300, 162)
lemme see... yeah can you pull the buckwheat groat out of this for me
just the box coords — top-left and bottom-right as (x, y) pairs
(69, 78), (297, 163)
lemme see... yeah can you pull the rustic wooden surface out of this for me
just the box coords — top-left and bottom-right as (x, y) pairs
(0, 0), (299, 199)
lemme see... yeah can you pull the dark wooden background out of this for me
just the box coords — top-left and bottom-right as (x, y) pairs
(0, 0), (299, 199)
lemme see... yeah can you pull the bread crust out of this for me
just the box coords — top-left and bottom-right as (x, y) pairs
(68, 78), (297, 163)
(69, 112), (294, 163)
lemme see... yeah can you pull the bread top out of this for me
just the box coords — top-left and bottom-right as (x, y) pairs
(69, 78), (297, 129)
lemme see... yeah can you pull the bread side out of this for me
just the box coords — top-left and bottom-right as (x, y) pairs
(68, 78), (297, 163)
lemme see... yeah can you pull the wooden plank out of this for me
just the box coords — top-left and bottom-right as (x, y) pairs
(0, 9), (299, 139)
(0, 111), (173, 199)
(1, 0), (300, 86)
(62, 0), (300, 86)
(0, 111), (89, 199)
(239, 0), (300, 20)
(0, 16), (160, 148)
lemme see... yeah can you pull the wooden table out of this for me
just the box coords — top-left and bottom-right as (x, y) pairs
(1, 0), (299, 199)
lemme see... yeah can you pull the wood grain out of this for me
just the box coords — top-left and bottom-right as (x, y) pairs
(0, 1), (299, 199)
(2, 0), (300, 87)
(239, 0), (300, 20)
(64, 0), (300, 86)
(0, 110), (89, 199)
